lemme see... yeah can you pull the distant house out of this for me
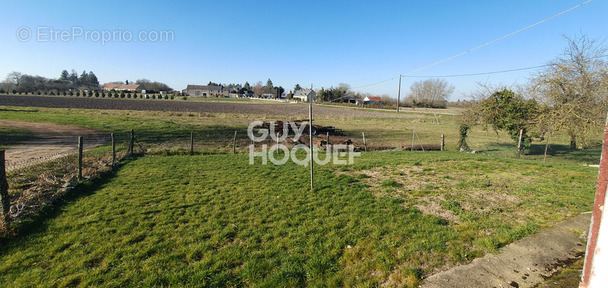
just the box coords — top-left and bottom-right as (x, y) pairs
(185, 85), (230, 97)
(293, 89), (317, 102)
(342, 97), (357, 104)
(363, 96), (383, 105)
(102, 83), (142, 92)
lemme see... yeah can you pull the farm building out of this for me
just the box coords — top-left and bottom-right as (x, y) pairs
(102, 83), (143, 92)
(363, 96), (383, 105)
(185, 85), (231, 97)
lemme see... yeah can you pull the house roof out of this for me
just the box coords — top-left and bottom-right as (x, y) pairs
(208, 86), (224, 91)
(366, 96), (383, 102)
(102, 83), (141, 90)
(186, 85), (207, 90)
(103, 83), (120, 89)
(294, 89), (315, 97)
(186, 85), (228, 92)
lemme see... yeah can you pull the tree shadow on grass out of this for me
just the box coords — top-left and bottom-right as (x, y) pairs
(485, 142), (601, 164)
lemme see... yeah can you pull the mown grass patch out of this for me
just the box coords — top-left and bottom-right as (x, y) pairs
(342, 151), (596, 255)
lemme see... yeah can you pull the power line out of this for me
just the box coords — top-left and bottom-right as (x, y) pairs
(405, 64), (549, 78)
(401, 0), (593, 77)
(352, 76), (399, 90)
(353, 0), (593, 91)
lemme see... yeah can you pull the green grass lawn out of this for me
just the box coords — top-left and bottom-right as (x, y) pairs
(0, 151), (596, 287)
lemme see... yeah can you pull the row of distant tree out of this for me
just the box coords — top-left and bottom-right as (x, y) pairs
(0, 70), (100, 94)
(0, 70), (173, 94)
(312, 80), (452, 108)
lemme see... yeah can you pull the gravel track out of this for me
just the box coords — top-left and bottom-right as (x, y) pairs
(0, 95), (419, 118)
(0, 120), (108, 171)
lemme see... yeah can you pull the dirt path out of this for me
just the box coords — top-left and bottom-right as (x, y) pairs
(0, 120), (108, 171)
(422, 212), (591, 288)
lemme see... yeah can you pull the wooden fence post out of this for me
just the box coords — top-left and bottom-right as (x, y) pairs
(362, 132), (367, 152)
(129, 129), (134, 156)
(0, 150), (10, 229)
(190, 132), (194, 156)
(233, 131), (237, 154)
(441, 134), (445, 151)
(111, 133), (116, 167)
(78, 136), (83, 181)
(543, 120), (553, 163)
(517, 128), (524, 157)
(411, 125), (416, 151)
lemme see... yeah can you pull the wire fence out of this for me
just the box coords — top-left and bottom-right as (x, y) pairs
(0, 124), (477, 233)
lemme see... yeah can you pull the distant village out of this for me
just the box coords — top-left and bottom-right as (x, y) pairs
(0, 70), (438, 107)
(102, 82), (384, 106)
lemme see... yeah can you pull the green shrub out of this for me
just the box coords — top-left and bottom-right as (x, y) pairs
(458, 124), (470, 152)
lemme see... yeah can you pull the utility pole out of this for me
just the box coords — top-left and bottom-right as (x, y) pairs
(397, 75), (402, 113)
(309, 84), (314, 191)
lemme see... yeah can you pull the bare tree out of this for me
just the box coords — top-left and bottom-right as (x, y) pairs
(135, 79), (172, 92)
(5, 72), (23, 90)
(406, 78), (453, 108)
(530, 35), (608, 149)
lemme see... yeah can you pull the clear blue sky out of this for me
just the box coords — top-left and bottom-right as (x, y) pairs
(1, 0), (606, 101)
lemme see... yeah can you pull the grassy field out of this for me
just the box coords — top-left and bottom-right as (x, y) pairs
(0, 104), (602, 286)
(0, 151), (597, 287)
(1, 105), (601, 163)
